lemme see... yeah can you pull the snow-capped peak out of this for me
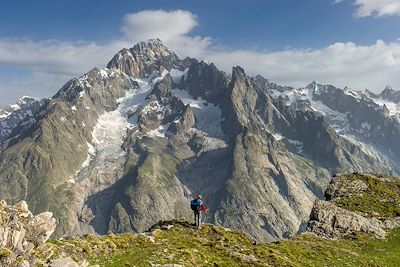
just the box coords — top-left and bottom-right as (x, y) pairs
(145, 38), (164, 45)
(383, 85), (394, 92)
(343, 86), (362, 99)
(305, 81), (322, 95)
(201, 59), (209, 64)
(131, 38), (173, 57)
(0, 96), (45, 142)
(1, 96), (42, 112)
(306, 81), (319, 88)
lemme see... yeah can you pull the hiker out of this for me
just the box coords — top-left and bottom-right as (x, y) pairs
(190, 194), (207, 228)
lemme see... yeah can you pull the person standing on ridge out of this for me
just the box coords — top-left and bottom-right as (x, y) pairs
(190, 194), (207, 228)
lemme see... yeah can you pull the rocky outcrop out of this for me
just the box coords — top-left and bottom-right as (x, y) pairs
(307, 173), (400, 239)
(0, 199), (89, 267)
(139, 74), (186, 133)
(167, 105), (196, 135)
(180, 60), (229, 105)
(308, 199), (387, 238)
(0, 199), (56, 252)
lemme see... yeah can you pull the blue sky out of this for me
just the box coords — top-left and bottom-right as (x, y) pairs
(1, 1), (398, 49)
(0, 0), (400, 106)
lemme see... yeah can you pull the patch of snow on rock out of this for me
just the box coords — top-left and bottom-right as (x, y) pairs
(77, 75), (91, 88)
(10, 104), (21, 111)
(80, 142), (96, 169)
(0, 110), (11, 119)
(372, 98), (400, 116)
(147, 123), (171, 138)
(340, 134), (385, 162)
(71, 73), (164, 183)
(272, 132), (283, 141)
(170, 68), (189, 84)
(271, 86), (350, 134)
(99, 69), (109, 79)
(286, 139), (304, 153)
(172, 88), (224, 138)
(343, 87), (362, 99)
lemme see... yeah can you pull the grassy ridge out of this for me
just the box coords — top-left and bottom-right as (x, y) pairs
(43, 220), (400, 267)
(331, 173), (400, 219)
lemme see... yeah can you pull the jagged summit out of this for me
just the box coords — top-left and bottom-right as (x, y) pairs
(362, 85), (400, 104)
(253, 74), (294, 93)
(380, 85), (400, 103)
(383, 85), (394, 92)
(0, 95), (42, 112)
(129, 38), (176, 61)
(305, 80), (320, 92)
(306, 80), (320, 86)
(0, 96), (45, 143)
(106, 38), (189, 78)
(132, 38), (169, 52)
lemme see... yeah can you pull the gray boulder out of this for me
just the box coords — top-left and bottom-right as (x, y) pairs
(0, 199), (90, 267)
(307, 199), (386, 239)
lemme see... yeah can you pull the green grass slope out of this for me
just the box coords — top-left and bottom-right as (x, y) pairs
(329, 173), (400, 219)
(42, 219), (400, 267)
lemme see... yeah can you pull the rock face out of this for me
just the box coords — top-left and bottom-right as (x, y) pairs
(0, 199), (58, 266)
(107, 38), (190, 78)
(307, 173), (400, 239)
(0, 200), (91, 266)
(182, 60), (229, 104)
(375, 86), (400, 103)
(0, 40), (399, 243)
(308, 199), (386, 238)
(0, 199), (56, 250)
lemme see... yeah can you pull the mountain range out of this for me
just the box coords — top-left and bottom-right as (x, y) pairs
(0, 39), (399, 242)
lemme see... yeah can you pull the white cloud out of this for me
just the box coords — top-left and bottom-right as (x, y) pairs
(122, 10), (197, 43)
(207, 40), (400, 91)
(120, 10), (212, 60)
(1, 9), (400, 107)
(0, 38), (129, 75)
(0, 38), (129, 106)
(334, 0), (400, 17)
